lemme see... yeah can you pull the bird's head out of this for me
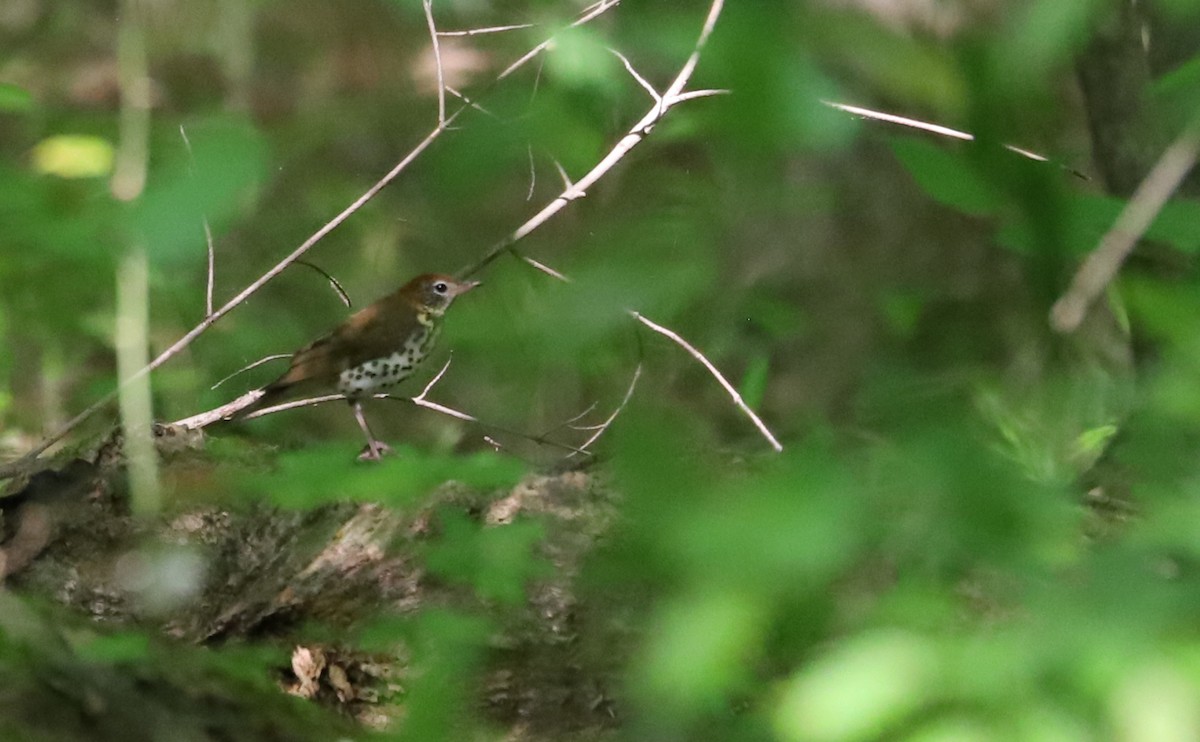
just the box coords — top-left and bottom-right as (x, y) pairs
(402, 273), (481, 318)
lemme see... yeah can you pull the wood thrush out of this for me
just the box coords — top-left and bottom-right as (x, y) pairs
(237, 273), (480, 460)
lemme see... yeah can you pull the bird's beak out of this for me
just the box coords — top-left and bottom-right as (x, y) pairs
(458, 280), (482, 295)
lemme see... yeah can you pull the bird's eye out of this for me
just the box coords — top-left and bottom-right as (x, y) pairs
(433, 281), (449, 294)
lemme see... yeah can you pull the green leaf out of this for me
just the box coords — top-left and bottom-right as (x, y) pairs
(0, 83), (33, 113)
(891, 138), (1000, 216)
(424, 511), (547, 605)
(738, 353), (769, 411)
(245, 445), (524, 509)
(131, 115), (268, 266)
(775, 630), (941, 742)
(73, 632), (150, 663)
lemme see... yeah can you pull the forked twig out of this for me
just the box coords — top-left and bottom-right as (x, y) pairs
(570, 362), (642, 456)
(409, 357), (476, 422)
(499, 0), (621, 81)
(422, 0), (446, 125)
(631, 312), (783, 452)
(462, 0), (726, 278)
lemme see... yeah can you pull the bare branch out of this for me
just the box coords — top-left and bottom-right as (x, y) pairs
(438, 23), (533, 37)
(1051, 115), (1200, 333)
(631, 311), (783, 453)
(422, 0), (446, 125)
(461, 0), (725, 278)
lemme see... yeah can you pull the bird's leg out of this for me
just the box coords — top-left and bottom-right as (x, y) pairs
(352, 401), (392, 461)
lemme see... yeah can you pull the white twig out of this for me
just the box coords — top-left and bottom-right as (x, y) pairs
(409, 356), (477, 421)
(180, 125), (217, 316)
(672, 88), (730, 103)
(202, 219), (215, 316)
(552, 159), (573, 189)
(463, 0), (724, 277)
(824, 101), (1054, 164)
(562, 401), (600, 427)
(570, 362), (642, 455)
(499, 0), (621, 81)
(519, 255), (572, 282)
(211, 354), (292, 390)
(526, 144), (536, 200)
(1052, 116), (1200, 332)
(445, 86), (494, 117)
(610, 48), (662, 105)
(631, 312), (783, 452)
(423, 0), (446, 125)
(438, 23), (533, 37)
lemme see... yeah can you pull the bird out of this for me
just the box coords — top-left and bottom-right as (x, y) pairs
(234, 273), (480, 460)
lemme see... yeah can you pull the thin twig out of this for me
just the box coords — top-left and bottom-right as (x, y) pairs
(610, 48), (662, 104)
(202, 219), (215, 316)
(408, 357), (474, 421)
(631, 312), (783, 452)
(180, 125), (217, 316)
(526, 143), (536, 200)
(1051, 115), (1200, 333)
(552, 159), (573, 189)
(446, 86), (494, 117)
(461, 0), (724, 278)
(672, 88), (730, 103)
(499, 0), (621, 81)
(295, 260), (352, 308)
(824, 100), (1087, 178)
(438, 23), (534, 37)
(422, 0), (446, 125)
(518, 254), (572, 282)
(570, 362), (642, 456)
(211, 354), (292, 390)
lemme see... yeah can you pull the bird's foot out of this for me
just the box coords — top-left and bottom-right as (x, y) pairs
(357, 440), (393, 462)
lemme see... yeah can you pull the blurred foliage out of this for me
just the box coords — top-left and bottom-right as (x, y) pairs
(7, 0), (1200, 740)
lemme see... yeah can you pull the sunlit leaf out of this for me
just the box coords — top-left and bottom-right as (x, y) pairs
(31, 135), (114, 179)
(775, 630), (941, 742)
